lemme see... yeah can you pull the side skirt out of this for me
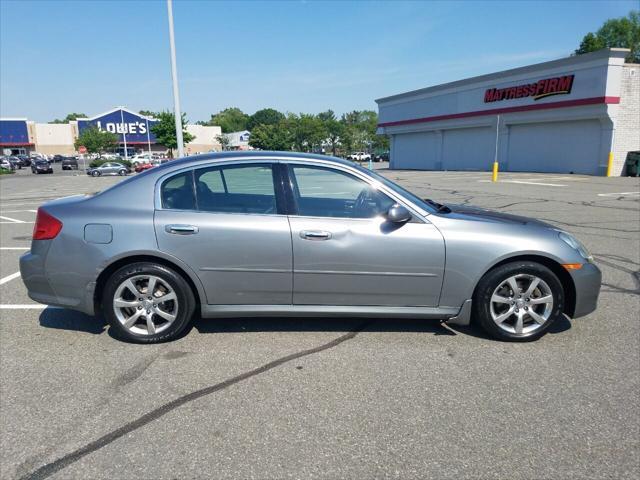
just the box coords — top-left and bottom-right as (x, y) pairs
(200, 304), (459, 319)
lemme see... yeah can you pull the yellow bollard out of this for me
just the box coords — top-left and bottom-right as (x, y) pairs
(492, 161), (499, 182)
(606, 152), (614, 177)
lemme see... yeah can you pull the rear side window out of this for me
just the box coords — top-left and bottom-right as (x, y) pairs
(194, 164), (276, 214)
(161, 171), (196, 210)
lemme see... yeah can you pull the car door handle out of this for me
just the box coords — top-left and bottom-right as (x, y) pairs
(165, 224), (199, 235)
(300, 230), (332, 240)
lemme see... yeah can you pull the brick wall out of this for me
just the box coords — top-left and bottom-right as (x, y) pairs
(613, 64), (640, 175)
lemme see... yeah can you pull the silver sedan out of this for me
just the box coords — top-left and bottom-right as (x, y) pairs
(20, 152), (601, 343)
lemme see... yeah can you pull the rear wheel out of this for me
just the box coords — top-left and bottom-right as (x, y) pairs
(473, 261), (564, 342)
(103, 262), (195, 343)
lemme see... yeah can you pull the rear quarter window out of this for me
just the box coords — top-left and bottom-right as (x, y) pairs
(161, 171), (196, 210)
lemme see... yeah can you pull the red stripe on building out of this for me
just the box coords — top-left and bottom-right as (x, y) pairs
(377, 96), (620, 128)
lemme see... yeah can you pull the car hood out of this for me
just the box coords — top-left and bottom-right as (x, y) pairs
(443, 204), (555, 229)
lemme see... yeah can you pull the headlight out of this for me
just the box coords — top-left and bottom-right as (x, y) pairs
(558, 232), (593, 262)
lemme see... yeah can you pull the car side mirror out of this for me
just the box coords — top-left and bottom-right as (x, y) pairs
(385, 204), (412, 223)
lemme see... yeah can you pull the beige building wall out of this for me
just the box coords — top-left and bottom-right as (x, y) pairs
(613, 64), (640, 175)
(29, 121), (222, 156)
(185, 124), (222, 154)
(33, 123), (77, 155)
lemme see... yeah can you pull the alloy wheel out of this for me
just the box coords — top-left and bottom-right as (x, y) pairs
(112, 275), (178, 335)
(489, 274), (554, 335)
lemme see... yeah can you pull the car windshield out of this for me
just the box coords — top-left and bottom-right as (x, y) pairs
(352, 164), (438, 213)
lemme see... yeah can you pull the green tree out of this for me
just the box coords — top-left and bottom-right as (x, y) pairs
(286, 114), (327, 152)
(74, 126), (118, 157)
(575, 10), (639, 63)
(339, 110), (384, 155)
(50, 113), (87, 124)
(150, 111), (195, 157)
(216, 133), (231, 151)
(247, 108), (285, 131)
(318, 110), (343, 156)
(205, 107), (249, 133)
(249, 123), (293, 151)
(139, 110), (159, 118)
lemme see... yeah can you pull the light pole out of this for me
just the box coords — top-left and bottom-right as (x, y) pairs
(166, 0), (184, 158)
(120, 108), (128, 160)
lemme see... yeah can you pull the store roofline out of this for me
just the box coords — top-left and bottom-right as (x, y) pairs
(375, 48), (630, 104)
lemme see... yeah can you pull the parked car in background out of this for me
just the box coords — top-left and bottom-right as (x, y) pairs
(1, 157), (15, 170)
(17, 154), (31, 167)
(21, 152), (601, 344)
(52, 155), (65, 163)
(31, 159), (53, 174)
(348, 152), (371, 162)
(373, 151), (389, 162)
(7, 156), (23, 169)
(61, 157), (79, 170)
(86, 162), (129, 177)
(130, 154), (154, 166)
(135, 162), (154, 173)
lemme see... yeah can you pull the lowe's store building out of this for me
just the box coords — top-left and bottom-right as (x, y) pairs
(0, 107), (221, 157)
(376, 48), (639, 176)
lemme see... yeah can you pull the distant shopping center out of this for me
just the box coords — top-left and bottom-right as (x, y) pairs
(0, 107), (223, 157)
(376, 48), (639, 176)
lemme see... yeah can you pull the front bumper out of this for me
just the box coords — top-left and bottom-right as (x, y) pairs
(570, 262), (602, 318)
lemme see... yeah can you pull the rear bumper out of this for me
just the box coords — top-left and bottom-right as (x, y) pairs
(19, 248), (95, 315)
(570, 262), (602, 318)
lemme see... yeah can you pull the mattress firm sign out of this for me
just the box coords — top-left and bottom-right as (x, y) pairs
(484, 75), (575, 103)
(77, 108), (159, 143)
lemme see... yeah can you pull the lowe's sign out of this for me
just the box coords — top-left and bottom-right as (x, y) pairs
(77, 108), (159, 144)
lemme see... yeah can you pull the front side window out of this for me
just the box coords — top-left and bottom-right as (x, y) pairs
(289, 166), (394, 218)
(194, 164), (277, 214)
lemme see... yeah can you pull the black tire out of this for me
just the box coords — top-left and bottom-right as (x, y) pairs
(103, 262), (196, 343)
(473, 261), (564, 342)
(92, 170), (100, 177)
(118, 169), (126, 176)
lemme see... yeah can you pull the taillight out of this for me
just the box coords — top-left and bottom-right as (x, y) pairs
(32, 208), (63, 240)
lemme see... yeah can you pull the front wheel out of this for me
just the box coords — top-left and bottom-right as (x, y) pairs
(473, 261), (564, 342)
(92, 170), (100, 177)
(118, 169), (127, 176)
(103, 262), (196, 343)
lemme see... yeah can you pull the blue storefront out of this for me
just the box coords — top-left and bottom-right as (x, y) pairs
(77, 107), (159, 156)
(0, 119), (32, 154)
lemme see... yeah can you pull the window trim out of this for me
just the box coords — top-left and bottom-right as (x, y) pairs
(153, 156), (430, 221)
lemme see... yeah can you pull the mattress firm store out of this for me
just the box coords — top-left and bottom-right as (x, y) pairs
(376, 48), (639, 176)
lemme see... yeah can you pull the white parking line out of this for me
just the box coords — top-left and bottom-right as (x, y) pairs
(0, 221), (34, 224)
(597, 191), (640, 197)
(0, 215), (26, 223)
(478, 180), (567, 187)
(0, 247), (29, 250)
(0, 272), (21, 285)
(511, 180), (567, 187)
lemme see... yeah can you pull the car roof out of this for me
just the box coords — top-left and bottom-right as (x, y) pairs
(152, 151), (353, 174)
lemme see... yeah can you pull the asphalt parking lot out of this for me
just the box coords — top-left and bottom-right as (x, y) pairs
(1, 163), (639, 479)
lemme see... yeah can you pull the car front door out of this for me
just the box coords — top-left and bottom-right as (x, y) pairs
(285, 163), (445, 306)
(154, 162), (293, 305)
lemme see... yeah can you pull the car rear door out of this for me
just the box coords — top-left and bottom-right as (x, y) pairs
(284, 163), (445, 307)
(154, 162), (293, 305)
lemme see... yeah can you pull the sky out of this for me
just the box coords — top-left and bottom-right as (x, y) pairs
(0, 0), (636, 123)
